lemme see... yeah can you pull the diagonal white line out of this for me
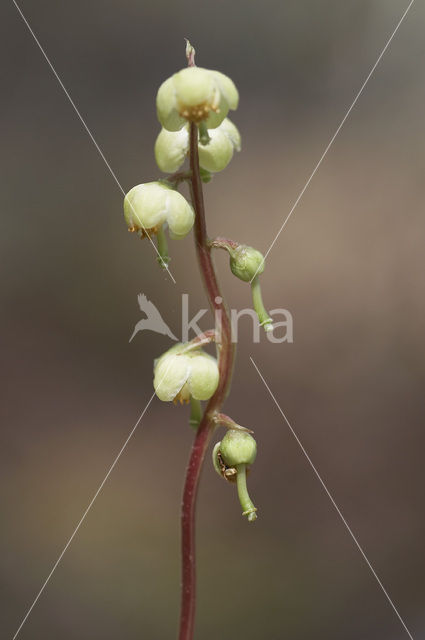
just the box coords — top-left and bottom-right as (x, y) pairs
(250, 356), (414, 640)
(250, 0), (415, 283)
(11, 393), (156, 640)
(12, 0), (176, 285)
(11, 351), (178, 640)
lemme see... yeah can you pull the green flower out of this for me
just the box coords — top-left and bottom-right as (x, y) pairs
(154, 118), (241, 174)
(154, 343), (219, 403)
(123, 182), (194, 240)
(156, 67), (239, 132)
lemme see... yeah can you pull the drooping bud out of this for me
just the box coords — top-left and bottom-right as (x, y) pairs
(229, 245), (265, 282)
(213, 429), (258, 522)
(123, 182), (194, 240)
(219, 430), (257, 467)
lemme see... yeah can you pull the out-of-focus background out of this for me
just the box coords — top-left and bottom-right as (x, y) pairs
(2, 1), (424, 638)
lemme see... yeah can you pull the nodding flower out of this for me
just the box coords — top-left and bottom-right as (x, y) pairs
(154, 118), (241, 174)
(153, 343), (219, 404)
(123, 181), (194, 240)
(156, 66), (238, 132)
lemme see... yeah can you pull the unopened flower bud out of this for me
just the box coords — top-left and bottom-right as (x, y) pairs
(214, 430), (258, 522)
(156, 67), (238, 132)
(229, 245), (265, 282)
(124, 182), (194, 240)
(219, 430), (257, 467)
(154, 343), (219, 403)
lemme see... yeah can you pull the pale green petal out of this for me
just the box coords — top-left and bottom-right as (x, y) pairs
(124, 182), (169, 230)
(156, 77), (186, 131)
(210, 71), (239, 110)
(198, 128), (234, 173)
(154, 127), (189, 173)
(154, 353), (190, 402)
(165, 191), (195, 239)
(154, 342), (185, 371)
(173, 67), (216, 108)
(187, 352), (219, 401)
(204, 96), (229, 129)
(219, 118), (241, 152)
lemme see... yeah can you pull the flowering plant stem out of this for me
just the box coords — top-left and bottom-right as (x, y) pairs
(178, 122), (235, 640)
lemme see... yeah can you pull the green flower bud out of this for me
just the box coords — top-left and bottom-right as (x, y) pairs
(219, 430), (257, 467)
(123, 182), (194, 240)
(229, 245), (265, 282)
(154, 343), (219, 403)
(156, 67), (238, 131)
(198, 118), (241, 173)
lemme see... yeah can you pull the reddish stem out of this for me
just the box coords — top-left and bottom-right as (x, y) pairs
(178, 123), (235, 640)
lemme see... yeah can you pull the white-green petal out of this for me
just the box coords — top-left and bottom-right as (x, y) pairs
(173, 67), (216, 108)
(124, 182), (169, 230)
(165, 191), (195, 239)
(198, 128), (234, 173)
(154, 127), (189, 173)
(210, 71), (239, 110)
(220, 118), (241, 152)
(204, 101), (228, 129)
(154, 354), (190, 401)
(156, 77), (186, 131)
(187, 352), (219, 400)
(198, 119), (241, 173)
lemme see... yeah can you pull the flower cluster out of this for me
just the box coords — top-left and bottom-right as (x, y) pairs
(124, 51), (272, 523)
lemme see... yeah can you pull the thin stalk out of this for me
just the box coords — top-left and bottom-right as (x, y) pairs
(251, 275), (273, 331)
(235, 464), (257, 522)
(156, 225), (170, 268)
(189, 397), (202, 430)
(178, 122), (235, 640)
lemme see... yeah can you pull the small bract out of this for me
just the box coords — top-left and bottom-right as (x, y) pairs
(156, 67), (239, 132)
(123, 182), (194, 240)
(154, 343), (219, 403)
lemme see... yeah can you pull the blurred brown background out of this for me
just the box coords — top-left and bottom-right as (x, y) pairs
(2, 1), (424, 638)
